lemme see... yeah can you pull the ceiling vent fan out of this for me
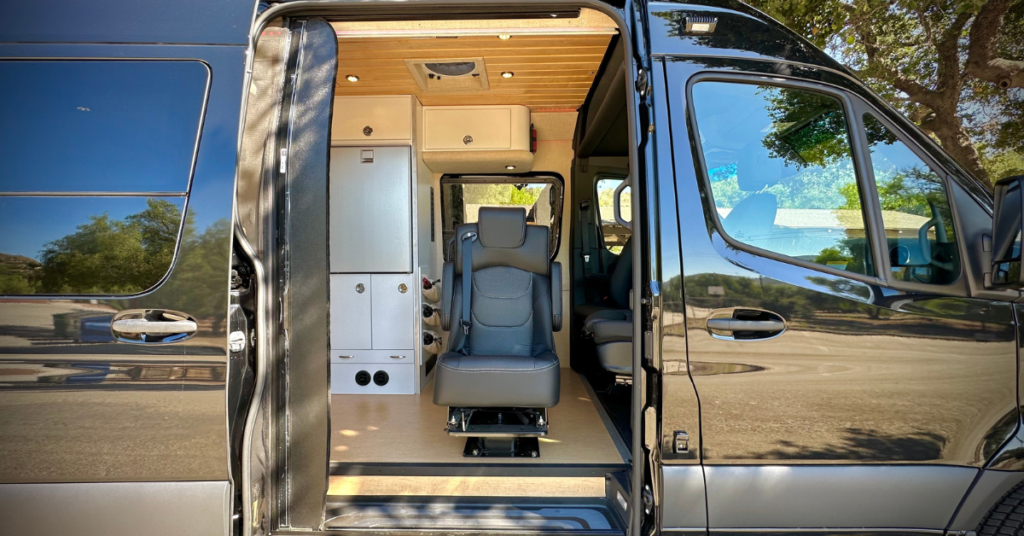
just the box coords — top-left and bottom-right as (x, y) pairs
(406, 57), (489, 92)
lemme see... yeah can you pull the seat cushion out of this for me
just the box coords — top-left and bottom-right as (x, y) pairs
(584, 309), (632, 345)
(433, 351), (560, 407)
(597, 341), (632, 376)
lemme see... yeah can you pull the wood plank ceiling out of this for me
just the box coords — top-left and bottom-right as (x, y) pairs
(331, 9), (617, 111)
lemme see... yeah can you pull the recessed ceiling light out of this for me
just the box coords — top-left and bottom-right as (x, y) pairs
(498, 34), (512, 40)
(346, 74), (359, 82)
(501, 71), (514, 79)
(505, 165), (516, 170)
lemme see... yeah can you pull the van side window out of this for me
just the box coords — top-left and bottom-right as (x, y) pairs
(0, 60), (208, 295)
(863, 114), (960, 284)
(690, 81), (873, 277)
(595, 177), (630, 253)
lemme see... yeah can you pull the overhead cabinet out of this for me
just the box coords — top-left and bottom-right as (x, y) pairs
(331, 96), (413, 143)
(422, 105), (531, 151)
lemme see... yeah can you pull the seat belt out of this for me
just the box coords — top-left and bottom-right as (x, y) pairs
(579, 200), (593, 276)
(460, 231), (477, 353)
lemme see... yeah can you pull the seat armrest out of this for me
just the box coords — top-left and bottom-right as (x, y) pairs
(441, 261), (454, 331)
(551, 262), (562, 332)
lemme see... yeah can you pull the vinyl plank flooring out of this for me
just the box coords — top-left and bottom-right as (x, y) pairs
(330, 372), (624, 465)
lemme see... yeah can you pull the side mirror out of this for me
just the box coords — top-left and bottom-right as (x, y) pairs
(614, 177), (632, 232)
(989, 175), (1024, 288)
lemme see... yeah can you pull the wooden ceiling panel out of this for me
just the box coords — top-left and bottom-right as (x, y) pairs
(333, 12), (617, 110)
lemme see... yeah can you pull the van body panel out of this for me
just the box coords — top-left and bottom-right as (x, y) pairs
(0, 0), (256, 45)
(703, 465), (976, 529)
(0, 43), (246, 484)
(0, 481), (231, 536)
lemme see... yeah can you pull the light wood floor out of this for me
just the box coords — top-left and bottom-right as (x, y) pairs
(329, 372), (625, 465)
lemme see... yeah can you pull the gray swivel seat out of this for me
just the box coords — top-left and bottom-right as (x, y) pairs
(580, 237), (633, 381)
(435, 206), (562, 457)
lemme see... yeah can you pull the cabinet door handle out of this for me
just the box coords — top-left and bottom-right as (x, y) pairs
(337, 355), (354, 359)
(390, 355), (406, 360)
(355, 283), (365, 294)
(398, 283), (408, 293)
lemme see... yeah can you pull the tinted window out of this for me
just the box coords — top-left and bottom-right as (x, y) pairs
(0, 197), (186, 295)
(864, 114), (960, 284)
(0, 61), (208, 192)
(441, 176), (563, 258)
(596, 177), (630, 253)
(691, 81), (873, 277)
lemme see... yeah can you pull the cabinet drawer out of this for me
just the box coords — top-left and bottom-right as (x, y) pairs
(331, 363), (415, 395)
(422, 105), (530, 151)
(332, 96), (412, 143)
(331, 349), (413, 364)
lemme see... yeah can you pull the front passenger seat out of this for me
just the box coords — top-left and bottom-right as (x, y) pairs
(435, 207), (562, 456)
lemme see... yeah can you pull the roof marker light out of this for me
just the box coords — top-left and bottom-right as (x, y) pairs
(685, 15), (718, 34)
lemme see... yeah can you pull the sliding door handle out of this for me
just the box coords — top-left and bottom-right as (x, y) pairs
(706, 318), (785, 332)
(112, 319), (198, 335)
(111, 309), (198, 344)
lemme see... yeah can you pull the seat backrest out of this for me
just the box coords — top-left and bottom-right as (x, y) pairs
(723, 148), (783, 242)
(447, 207), (555, 357)
(607, 236), (632, 309)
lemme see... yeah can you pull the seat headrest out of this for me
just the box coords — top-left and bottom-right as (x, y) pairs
(478, 206), (526, 248)
(736, 149), (786, 192)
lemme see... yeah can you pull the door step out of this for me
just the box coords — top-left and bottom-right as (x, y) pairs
(324, 496), (623, 533)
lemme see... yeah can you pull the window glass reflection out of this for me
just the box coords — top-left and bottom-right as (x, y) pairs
(864, 114), (960, 284)
(691, 81), (873, 276)
(0, 197), (185, 295)
(440, 178), (563, 257)
(0, 61), (208, 193)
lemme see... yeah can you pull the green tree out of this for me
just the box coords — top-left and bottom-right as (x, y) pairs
(746, 0), (1024, 188)
(38, 199), (183, 294)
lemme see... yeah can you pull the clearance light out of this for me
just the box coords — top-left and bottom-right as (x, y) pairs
(501, 71), (514, 79)
(346, 74), (359, 82)
(685, 15), (718, 34)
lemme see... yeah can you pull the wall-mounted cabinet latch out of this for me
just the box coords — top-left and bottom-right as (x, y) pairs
(360, 150), (374, 163)
(674, 431), (689, 453)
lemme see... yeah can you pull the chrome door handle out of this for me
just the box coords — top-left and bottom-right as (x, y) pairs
(706, 309), (786, 340)
(112, 319), (198, 334)
(111, 309), (198, 343)
(705, 318), (785, 332)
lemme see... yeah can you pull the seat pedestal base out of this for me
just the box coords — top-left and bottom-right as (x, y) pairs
(463, 436), (540, 458)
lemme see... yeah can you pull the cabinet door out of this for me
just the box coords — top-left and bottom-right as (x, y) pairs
(329, 146), (412, 273)
(423, 107), (512, 150)
(330, 274), (372, 349)
(371, 273), (415, 349)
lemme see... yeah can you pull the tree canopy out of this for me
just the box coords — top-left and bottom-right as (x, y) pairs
(746, 0), (1024, 188)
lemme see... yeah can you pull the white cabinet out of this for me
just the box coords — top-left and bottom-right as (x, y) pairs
(332, 96), (413, 143)
(330, 274), (372, 350)
(371, 273), (416, 350)
(329, 147), (412, 273)
(422, 105), (531, 151)
(330, 272), (417, 395)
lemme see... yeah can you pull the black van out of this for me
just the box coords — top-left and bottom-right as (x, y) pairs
(3, 1), (1024, 535)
